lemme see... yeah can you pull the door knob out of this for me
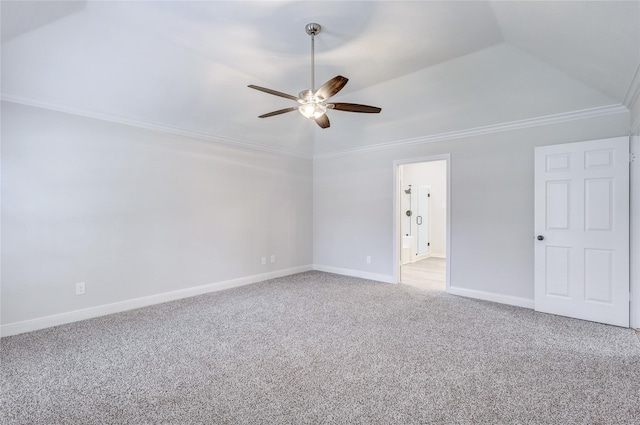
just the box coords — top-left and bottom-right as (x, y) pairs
(537, 235), (544, 241)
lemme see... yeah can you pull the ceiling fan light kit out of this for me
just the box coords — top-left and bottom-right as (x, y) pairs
(248, 23), (381, 129)
(299, 101), (327, 119)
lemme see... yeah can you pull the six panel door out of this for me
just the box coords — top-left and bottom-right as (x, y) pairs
(534, 137), (629, 327)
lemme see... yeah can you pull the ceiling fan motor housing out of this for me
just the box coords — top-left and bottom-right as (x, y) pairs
(299, 90), (315, 101)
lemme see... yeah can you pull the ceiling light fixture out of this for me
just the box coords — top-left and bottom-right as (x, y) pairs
(248, 23), (382, 129)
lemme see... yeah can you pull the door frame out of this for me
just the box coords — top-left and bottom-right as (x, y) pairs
(631, 135), (639, 329)
(393, 154), (451, 289)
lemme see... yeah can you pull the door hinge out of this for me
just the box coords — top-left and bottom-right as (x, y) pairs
(630, 152), (636, 163)
(428, 242), (430, 247)
(428, 193), (431, 197)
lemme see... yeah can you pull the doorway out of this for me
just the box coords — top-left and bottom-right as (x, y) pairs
(394, 155), (450, 291)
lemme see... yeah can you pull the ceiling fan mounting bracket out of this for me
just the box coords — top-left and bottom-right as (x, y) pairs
(305, 23), (321, 37)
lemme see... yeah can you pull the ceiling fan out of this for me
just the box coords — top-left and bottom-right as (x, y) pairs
(248, 23), (382, 129)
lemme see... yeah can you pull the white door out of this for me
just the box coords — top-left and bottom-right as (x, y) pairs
(534, 137), (629, 327)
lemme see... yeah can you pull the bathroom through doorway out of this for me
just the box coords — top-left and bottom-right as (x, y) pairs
(396, 156), (450, 291)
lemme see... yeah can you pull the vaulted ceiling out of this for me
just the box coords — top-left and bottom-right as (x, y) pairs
(2, 1), (639, 157)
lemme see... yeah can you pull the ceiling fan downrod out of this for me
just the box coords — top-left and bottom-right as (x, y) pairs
(305, 23), (321, 92)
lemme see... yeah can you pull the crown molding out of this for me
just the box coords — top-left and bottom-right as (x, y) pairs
(313, 104), (629, 160)
(623, 63), (640, 110)
(1, 93), (313, 160)
(2, 93), (629, 162)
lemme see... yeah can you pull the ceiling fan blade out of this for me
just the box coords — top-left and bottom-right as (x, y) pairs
(248, 85), (301, 103)
(328, 103), (382, 113)
(314, 114), (330, 128)
(315, 76), (348, 101)
(258, 107), (298, 118)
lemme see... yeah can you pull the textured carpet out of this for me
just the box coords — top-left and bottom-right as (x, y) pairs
(2, 271), (639, 424)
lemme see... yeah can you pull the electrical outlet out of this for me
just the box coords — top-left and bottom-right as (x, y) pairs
(261, 257), (267, 265)
(270, 255), (276, 263)
(75, 282), (86, 296)
(366, 256), (372, 264)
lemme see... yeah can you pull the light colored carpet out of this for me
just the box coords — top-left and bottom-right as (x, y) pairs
(2, 271), (639, 424)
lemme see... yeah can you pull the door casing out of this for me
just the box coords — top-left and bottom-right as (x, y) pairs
(393, 155), (451, 288)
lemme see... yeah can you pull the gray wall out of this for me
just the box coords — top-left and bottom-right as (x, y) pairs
(1, 102), (313, 326)
(313, 112), (630, 302)
(1, 101), (634, 330)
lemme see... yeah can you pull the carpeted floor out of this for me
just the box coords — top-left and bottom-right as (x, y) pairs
(2, 271), (639, 424)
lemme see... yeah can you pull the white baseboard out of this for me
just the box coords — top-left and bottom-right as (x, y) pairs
(414, 253), (430, 262)
(1, 265), (313, 337)
(312, 264), (396, 284)
(413, 253), (446, 262)
(447, 286), (534, 309)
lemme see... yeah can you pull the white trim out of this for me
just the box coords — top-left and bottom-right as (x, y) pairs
(623, 63), (640, 110)
(631, 135), (640, 329)
(3, 92), (628, 162)
(414, 253), (431, 262)
(0, 93), (312, 160)
(447, 286), (534, 310)
(312, 264), (395, 284)
(393, 155), (452, 293)
(314, 104), (628, 160)
(408, 253), (446, 264)
(1, 265), (312, 337)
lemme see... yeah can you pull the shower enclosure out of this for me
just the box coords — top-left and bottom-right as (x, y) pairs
(402, 185), (430, 262)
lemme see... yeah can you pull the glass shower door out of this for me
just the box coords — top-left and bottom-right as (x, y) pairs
(416, 186), (430, 255)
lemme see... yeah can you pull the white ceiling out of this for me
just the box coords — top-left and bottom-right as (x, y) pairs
(2, 1), (639, 157)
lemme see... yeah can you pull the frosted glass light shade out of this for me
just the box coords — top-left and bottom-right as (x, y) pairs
(299, 101), (326, 119)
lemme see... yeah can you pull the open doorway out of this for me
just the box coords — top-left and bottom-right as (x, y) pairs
(394, 156), (450, 291)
